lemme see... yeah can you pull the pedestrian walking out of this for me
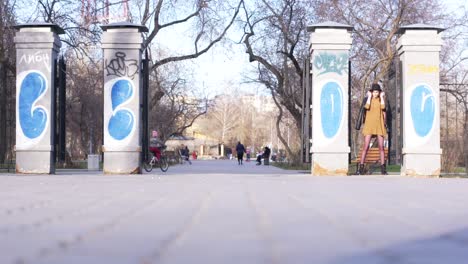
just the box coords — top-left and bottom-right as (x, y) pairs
(236, 141), (246, 165)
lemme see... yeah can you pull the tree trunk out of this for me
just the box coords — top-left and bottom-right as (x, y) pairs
(270, 86), (298, 163)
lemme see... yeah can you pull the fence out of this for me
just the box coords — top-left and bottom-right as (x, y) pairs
(440, 84), (467, 173)
(0, 61), (16, 172)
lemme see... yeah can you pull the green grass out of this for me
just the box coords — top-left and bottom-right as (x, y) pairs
(272, 162), (311, 170)
(453, 167), (466, 173)
(386, 164), (400, 172)
(56, 161), (103, 170)
(273, 162), (401, 172)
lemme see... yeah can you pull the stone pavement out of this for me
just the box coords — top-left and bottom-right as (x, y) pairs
(1, 159), (468, 264)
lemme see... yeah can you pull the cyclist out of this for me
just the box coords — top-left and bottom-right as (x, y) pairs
(149, 130), (165, 161)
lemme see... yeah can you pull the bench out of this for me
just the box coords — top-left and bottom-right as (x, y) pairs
(352, 147), (388, 174)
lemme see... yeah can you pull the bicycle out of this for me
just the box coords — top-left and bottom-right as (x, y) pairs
(143, 148), (169, 172)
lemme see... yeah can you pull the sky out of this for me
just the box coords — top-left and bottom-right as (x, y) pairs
(154, 20), (261, 99)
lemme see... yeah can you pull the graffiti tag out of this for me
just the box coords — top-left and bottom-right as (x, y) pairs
(408, 64), (439, 75)
(320, 81), (343, 138)
(105, 52), (139, 79)
(410, 84), (435, 137)
(313, 52), (348, 76)
(108, 79), (135, 140)
(19, 71), (48, 139)
(19, 51), (51, 72)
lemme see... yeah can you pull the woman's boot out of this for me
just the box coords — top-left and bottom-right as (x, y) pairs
(380, 164), (388, 175)
(356, 164), (365, 175)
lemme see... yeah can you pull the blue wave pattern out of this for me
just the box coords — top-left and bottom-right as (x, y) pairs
(109, 80), (134, 140)
(320, 81), (343, 138)
(410, 84), (435, 137)
(19, 72), (48, 139)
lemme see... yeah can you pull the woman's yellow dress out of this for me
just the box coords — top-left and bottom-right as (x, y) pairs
(362, 97), (387, 136)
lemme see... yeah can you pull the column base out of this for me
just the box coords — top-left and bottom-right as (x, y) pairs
(311, 153), (349, 176)
(103, 151), (141, 174)
(401, 153), (441, 177)
(16, 150), (54, 174)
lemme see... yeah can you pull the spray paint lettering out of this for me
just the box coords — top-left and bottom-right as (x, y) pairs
(108, 79), (135, 140)
(320, 81), (343, 138)
(314, 52), (348, 76)
(19, 51), (51, 72)
(410, 84), (435, 137)
(105, 52), (139, 79)
(18, 71), (48, 139)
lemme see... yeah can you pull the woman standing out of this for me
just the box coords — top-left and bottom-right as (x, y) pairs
(356, 83), (388, 175)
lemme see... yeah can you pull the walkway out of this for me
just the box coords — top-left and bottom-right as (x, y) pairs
(1, 160), (467, 264)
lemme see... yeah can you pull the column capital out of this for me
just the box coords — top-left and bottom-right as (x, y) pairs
(101, 22), (148, 49)
(397, 24), (444, 54)
(101, 22), (148, 32)
(14, 23), (63, 51)
(308, 21), (353, 51)
(14, 22), (65, 34)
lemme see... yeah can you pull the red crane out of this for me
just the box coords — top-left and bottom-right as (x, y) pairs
(81, 0), (129, 26)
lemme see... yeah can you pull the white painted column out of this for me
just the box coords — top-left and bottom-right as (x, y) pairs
(101, 22), (148, 174)
(397, 24), (444, 177)
(14, 23), (64, 174)
(308, 22), (353, 176)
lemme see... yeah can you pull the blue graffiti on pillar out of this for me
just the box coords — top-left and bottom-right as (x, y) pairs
(109, 80), (135, 140)
(320, 81), (343, 138)
(19, 72), (48, 139)
(314, 52), (348, 76)
(410, 84), (435, 137)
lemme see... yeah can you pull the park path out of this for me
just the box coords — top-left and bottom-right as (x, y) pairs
(160, 158), (296, 175)
(0, 160), (467, 264)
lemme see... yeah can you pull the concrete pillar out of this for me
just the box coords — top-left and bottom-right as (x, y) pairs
(220, 144), (224, 156)
(14, 23), (64, 174)
(307, 22), (353, 176)
(101, 22), (148, 174)
(397, 24), (444, 177)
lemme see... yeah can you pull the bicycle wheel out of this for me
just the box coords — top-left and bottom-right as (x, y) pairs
(159, 156), (169, 172)
(143, 158), (154, 172)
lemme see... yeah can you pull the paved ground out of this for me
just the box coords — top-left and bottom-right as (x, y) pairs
(1, 159), (468, 264)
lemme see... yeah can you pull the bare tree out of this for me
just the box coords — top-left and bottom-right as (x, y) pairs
(148, 59), (208, 141)
(314, 0), (448, 95)
(240, 0), (311, 161)
(18, 0), (245, 159)
(135, 0), (244, 69)
(65, 53), (103, 159)
(0, 0), (17, 164)
(206, 94), (240, 142)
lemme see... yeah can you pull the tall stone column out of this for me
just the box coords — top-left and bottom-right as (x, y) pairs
(397, 24), (444, 177)
(14, 23), (64, 174)
(101, 22), (148, 174)
(307, 22), (353, 176)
